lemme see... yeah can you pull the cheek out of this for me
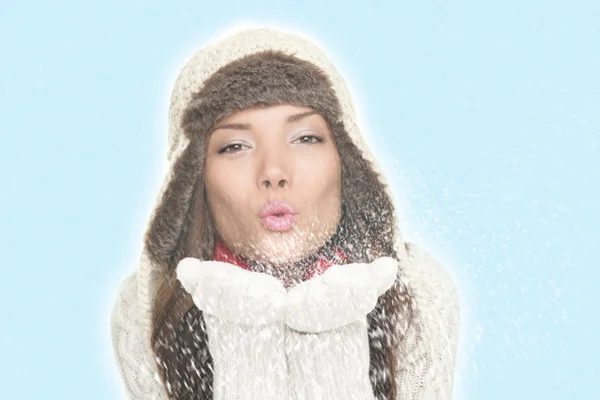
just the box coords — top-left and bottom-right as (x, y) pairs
(300, 152), (342, 215)
(323, 163), (342, 213)
(205, 162), (254, 227)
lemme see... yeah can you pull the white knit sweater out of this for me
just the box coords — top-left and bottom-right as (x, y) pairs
(110, 27), (460, 399)
(112, 243), (459, 399)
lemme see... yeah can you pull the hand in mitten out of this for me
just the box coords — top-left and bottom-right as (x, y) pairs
(176, 258), (289, 400)
(284, 257), (399, 400)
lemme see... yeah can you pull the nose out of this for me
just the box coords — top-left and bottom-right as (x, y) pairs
(258, 150), (291, 190)
(262, 176), (287, 188)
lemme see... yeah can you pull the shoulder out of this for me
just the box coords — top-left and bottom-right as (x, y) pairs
(402, 241), (460, 349)
(111, 272), (148, 346)
(403, 242), (460, 312)
(394, 241), (460, 398)
(111, 271), (169, 399)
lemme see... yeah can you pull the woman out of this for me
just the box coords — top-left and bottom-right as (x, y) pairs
(111, 27), (460, 399)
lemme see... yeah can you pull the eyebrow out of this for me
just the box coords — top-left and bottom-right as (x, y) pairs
(213, 110), (318, 132)
(287, 110), (318, 123)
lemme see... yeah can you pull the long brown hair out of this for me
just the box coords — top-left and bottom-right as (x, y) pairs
(147, 51), (416, 399)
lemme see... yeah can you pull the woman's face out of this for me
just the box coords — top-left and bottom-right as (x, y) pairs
(204, 104), (342, 264)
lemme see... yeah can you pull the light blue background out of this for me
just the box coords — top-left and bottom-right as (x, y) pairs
(2, 1), (598, 399)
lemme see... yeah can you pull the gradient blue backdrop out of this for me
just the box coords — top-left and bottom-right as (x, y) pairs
(2, 1), (598, 399)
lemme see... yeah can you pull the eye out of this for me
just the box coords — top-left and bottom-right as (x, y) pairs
(217, 143), (251, 154)
(293, 134), (323, 145)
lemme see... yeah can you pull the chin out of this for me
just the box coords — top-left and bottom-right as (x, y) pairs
(255, 235), (316, 265)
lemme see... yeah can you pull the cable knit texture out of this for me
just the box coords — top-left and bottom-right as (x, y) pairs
(110, 26), (460, 399)
(176, 258), (290, 399)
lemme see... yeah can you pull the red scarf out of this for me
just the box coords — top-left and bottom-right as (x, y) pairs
(213, 238), (347, 281)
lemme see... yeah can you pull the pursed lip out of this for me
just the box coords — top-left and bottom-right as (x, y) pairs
(259, 200), (297, 218)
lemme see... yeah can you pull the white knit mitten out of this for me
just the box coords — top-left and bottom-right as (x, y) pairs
(176, 258), (290, 400)
(284, 257), (398, 400)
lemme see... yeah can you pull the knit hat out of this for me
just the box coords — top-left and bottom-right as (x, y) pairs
(145, 48), (351, 269)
